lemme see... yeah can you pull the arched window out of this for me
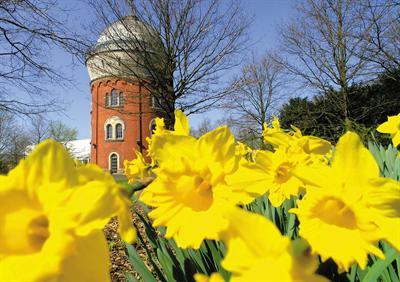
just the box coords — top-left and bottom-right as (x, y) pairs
(110, 89), (118, 106)
(106, 124), (112, 139)
(110, 153), (118, 174)
(104, 116), (125, 140)
(116, 123), (123, 139)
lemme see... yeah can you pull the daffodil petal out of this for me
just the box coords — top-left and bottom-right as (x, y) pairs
(220, 208), (327, 282)
(197, 126), (237, 174)
(174, 109), (190, 135)
(377, 114), (400, 134)
(393, 131), (400, 147)
(332, 131), (379, 187)
(366, 178), (400, 217)
(194, 273), (224, 282)
(57, 231), (111, 282)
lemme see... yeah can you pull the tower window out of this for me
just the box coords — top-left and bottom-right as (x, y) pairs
(106, 124), (112, 139)
(110, 153), (118, 174)
(107, 89), (124, 107)
(110, 90), (118, 106)
(104, 116), (125, 141)
(116, 123), (123, 139)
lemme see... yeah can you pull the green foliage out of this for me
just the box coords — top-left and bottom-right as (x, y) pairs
(368, 142), (400, 180)
(363, 245), (400, 282)
(279, 71), (400, 143)
(244, 195), (297, 239)
(126, 204), (228, 282)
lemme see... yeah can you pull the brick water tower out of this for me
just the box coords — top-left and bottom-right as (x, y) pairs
(86, 16), (162, 174)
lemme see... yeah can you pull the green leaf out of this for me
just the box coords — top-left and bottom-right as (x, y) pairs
(125, 272), (138, 282)
(346, 264), (357, 282)
(363, 247), (400, 282)
(156, 247), (186, 282)
(125, 243), (158, 282)
(187, 247), (209, 274)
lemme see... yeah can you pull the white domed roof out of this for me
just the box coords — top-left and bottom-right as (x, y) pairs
(85, 15), (164, 83)
(96, 16), (152, 47)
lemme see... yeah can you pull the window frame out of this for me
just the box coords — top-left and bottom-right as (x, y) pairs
(110, 89), (118, 106)
(106, 124), (113, 139)
(109, 153), (119, 174)
(106, 89), (124, 108)
(116, 123), (123, 139)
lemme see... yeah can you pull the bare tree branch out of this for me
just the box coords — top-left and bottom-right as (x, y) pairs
(277, 0), (378, 123)
(222, 52), (290, 146)
(0, 0), (87, 116)
(84, 0), (251, 126)
(357, 0), (400, 79)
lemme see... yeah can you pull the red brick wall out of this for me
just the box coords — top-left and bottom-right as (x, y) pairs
(90, 78), (155, 173)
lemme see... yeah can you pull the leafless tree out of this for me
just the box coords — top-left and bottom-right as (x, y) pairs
(191, 117), (213, 137)
(223, 53), (289, 144)
(358, 0), (400, 79)
(0, 112), (30, 171)
(0, 0), (86, 115)
(28, 114), (50, 145)
(85, 0), (250, 127)
(277, 0), (377, 125)
(5, 127), (31, 169)
(0, 111), (15, 157)
(190, 114), (261, 147)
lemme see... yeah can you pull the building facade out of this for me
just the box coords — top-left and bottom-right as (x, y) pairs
(86, 16), (159, 174)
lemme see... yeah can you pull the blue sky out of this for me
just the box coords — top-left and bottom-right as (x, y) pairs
(45, 0), (295, 139)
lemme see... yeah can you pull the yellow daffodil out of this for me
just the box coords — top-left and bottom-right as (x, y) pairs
(262, 117), (331, 160)
(262, 116), (294, 148)
(173, 109), (190, 135)
(0, 140), (135, 281)
(153, 117), (168, 136)
(377, 113), (400, 147)
(291, 131), (400, 271)
(235, 141), (252, 157)
(292, 135), (331, 156)
(219, 208), (327, 282)
(140, 126), (252, 249)
(75, 163), (136, 243)
(229, 118), (331, 207)
(227, 148), (307, 207)
(124, 150), (152, 183)
(365, 178), (400, 251)
(151, 109), (190, 137)
(147, 109), (190, 162)
(292, 136), (332, 166)
(194, 273), (225, 282)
